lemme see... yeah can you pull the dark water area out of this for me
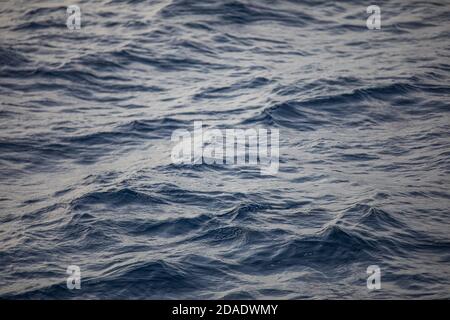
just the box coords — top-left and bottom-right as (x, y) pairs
(0, 0), (449, 299)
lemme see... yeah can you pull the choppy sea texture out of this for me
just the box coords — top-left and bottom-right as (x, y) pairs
(0, 0), (449, 299)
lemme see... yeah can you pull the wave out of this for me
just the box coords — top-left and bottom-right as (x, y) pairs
(1, 0), (449, 299)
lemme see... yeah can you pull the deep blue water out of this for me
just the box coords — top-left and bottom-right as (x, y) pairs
(0, 0), (450, 299)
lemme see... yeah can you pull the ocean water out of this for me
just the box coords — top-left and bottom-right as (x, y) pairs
(0, 0), (449, 299)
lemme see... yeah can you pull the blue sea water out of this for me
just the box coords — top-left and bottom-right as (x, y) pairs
(0, 0), (449, 299)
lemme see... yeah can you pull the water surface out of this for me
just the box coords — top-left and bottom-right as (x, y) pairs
(0, 0), (449, 299)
